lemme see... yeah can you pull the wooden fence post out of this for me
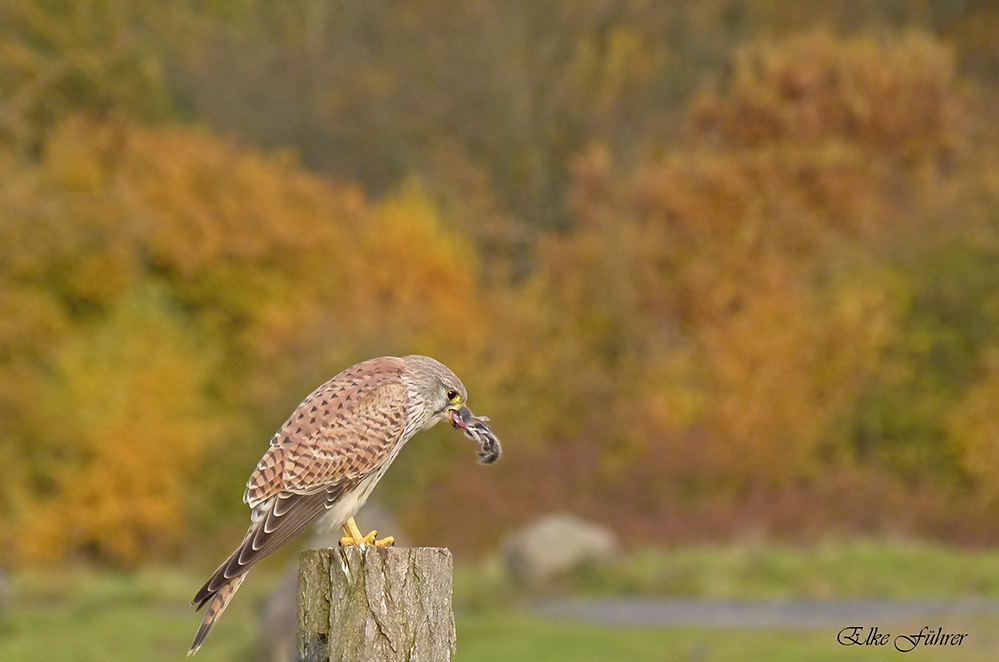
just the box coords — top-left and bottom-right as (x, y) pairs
(298, 547), (456, 662)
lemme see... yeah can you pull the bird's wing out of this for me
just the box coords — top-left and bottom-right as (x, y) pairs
(192, 485), (353, 610)
(244, 356), (408, 507)
(193, 357), (411, 609)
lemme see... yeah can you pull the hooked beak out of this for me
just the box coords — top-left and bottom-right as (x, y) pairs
(449, 407), (468, 431)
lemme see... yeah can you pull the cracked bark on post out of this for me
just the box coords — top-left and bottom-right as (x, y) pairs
(298, 547), (456, 662)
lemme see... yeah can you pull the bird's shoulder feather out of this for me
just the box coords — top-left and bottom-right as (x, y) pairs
(243, 357), (408, 508)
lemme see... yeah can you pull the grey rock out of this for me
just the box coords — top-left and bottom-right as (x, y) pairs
(504, 513), (619, 584)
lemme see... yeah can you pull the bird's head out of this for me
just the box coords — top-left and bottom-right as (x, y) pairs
(401, 355), (469, 429)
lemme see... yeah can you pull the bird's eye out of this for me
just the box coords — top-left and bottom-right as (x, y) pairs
(446, 388), (461, 403)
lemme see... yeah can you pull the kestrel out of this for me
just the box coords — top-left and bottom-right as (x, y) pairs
(188, 355), (498, 655)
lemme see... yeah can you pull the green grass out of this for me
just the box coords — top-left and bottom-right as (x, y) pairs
(4, 540), (999, 661)
(0, 567), (267, 662)
(569, 539), (999, 600)
(457, 613), (999, 662)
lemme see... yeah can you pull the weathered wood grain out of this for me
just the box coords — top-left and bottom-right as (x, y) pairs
(299, 547), (455, 662)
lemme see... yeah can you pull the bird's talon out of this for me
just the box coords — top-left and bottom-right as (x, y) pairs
(338, 525), (386, 547)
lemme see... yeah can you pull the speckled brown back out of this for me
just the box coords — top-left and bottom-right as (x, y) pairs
(243, 356), (407, 508)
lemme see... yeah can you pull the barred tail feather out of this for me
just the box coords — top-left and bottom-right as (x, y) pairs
(187, 490), (344, 655)
(188, 574), (246, 656)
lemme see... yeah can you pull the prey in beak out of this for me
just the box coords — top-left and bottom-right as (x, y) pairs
(450, 405), (502, 464)
(449, 407), (469, 431)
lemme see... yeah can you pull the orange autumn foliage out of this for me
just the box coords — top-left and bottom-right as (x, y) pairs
(420, 30), (999, 547)
(0, 117), (484, 565)
(4, 11), (999, 564)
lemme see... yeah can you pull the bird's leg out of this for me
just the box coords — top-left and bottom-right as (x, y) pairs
(339, 517), (367, 545)
(339, 517), (394, 547)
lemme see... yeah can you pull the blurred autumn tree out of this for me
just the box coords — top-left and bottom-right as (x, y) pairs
(0, 0), (169, 153)
(2, 0), (999, 566)
(419, 29), (999, 546)
(0, 116), (484, 565)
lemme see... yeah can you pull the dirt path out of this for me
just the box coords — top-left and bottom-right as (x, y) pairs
(533, 598), (999, 628)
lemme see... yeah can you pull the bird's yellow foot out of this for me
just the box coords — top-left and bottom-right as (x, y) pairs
(339, 517), (395, 547)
